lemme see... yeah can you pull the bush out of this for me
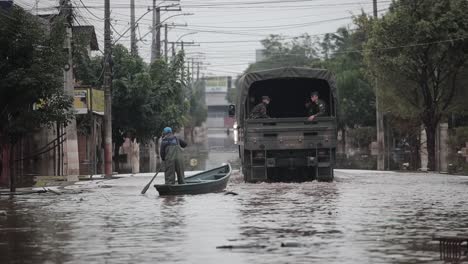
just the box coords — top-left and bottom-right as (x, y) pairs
(347, 127), (376, 151)
(448, 126), (468, 174)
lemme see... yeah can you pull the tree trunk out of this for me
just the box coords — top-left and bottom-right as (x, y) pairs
(9, 143), (15, 192)
(190, 127), (195, 144)
(184, 126), (191, 144)
(409, 132), (421, 170)
(114, 141), (122, 173)
(341, 127), (346, 155)
(0, 136), (10, 188)
(424, 124), (437, 171)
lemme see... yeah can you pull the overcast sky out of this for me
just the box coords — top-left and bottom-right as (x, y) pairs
(16, 0), (390, 77)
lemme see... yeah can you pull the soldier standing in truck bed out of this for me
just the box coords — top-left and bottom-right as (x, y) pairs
(249, 96), (270, 119)
(305, 91), (327, 121)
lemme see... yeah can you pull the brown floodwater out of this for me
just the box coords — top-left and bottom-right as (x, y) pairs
(1, 169), (468, 264)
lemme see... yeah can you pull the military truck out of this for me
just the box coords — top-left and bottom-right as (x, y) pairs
(229, 67), (337, 182)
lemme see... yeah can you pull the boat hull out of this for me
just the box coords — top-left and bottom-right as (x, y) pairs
(154, 164), (231, 195)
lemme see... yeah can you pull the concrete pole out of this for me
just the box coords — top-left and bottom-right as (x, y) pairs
(191, 58), (195, 82)
(130, 0), (137, 56)
(187, 60), (191, 85)
(64, 26), (80, 177)
(373, 0), (385, 171)
(420, 126), (428, 171)
(373, 0), (377, 17)
(63, 0), (80, 178)
(151, 0), (157, 62)
(155, 7), (161, 60)
(172, 42), (175, 58)
(164, 24), (168, 62)
(104, 0), (113, 178)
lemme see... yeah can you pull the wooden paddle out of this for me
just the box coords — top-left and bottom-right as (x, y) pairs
(141, 166), (163, 194)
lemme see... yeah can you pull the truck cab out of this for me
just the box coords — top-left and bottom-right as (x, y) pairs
(232, 67), (337, 182)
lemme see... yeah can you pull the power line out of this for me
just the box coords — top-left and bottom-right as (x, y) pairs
(36, 1), (392, 10)
(77, 0), (103, 20)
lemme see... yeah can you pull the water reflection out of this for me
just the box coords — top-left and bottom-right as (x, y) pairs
(2, 138), (468, 263)
(185, 130), (239, 171)
(226, 182), (341, 263)
(0, 197), (73, 263)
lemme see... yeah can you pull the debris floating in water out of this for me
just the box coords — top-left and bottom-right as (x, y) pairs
(216, 244), (266, 249)
(281, 242), (302, 248)
(45, 188), (62, 195)
(224, 191), (239, 196)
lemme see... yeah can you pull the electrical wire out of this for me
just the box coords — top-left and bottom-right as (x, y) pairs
(77, 0), (103, 20)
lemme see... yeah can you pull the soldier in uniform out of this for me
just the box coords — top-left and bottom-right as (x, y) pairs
(305, 91), (327, 121)
(249, 96), (270, 119)
(160, 127), (187, 185)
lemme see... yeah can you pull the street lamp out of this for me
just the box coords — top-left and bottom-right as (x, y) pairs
(176, 32), (197, 43)
(157, 13), (193, 32)
(140, 13), (193, 41)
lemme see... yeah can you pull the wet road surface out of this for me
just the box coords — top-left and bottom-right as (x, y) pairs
(1, 170), (468, 264)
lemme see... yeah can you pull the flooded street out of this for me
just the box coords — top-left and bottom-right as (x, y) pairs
(3, 172), (468, 263)
(1, 131), (468, 264)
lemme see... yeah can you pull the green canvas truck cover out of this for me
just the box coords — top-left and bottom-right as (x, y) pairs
(236, 67), (337, 125)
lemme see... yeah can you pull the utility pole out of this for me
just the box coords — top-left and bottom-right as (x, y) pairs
(191, 58), (195, 82)
(104, 0), (113, 178)
(186, 59), (190, 85)
(373, 0), (385, 171)
(150, 2), (182, 62)
(151, 0), (158, 62)
(155, 7), (161, 60)
(60, 0), (80, 178)
(196, 62), (200, 81)
(373, 0), (378, 17)
(164, 23), (168, 62)
(168, 40), (195, 53)
(172, 42), (175, 58)
(130, 0), (137, 56)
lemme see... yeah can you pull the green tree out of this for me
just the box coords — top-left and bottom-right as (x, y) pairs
(0, 7), (73, 190)
(148, 51), (188, 134)
(322, 25), (376, 129)
(246, 34), (321, 72)
(249, 26), (376, 152)
(185, 79), (207, 143)
(110, 45), (188, 170)
(364, 0), (468, 170)
(73, 34), (103, 86)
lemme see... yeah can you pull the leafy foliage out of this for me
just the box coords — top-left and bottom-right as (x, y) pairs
(188, 79), (207, 128)
(111, 45), (189, 145)
(246, 34), (321, 72)
(73, 34), (103, 87)
(364, 0), (468, 169)
(246, 26), (376, 129)
(0, 7), (73, 144)
(347, 127), (376, 149)
(448, 127), (468, 174)
(321, 24), (376, 129)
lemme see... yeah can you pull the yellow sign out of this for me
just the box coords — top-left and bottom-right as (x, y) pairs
(74, 89), (88, 114)
(73, 88), (104, 115)
(91, 89), (104, 114)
